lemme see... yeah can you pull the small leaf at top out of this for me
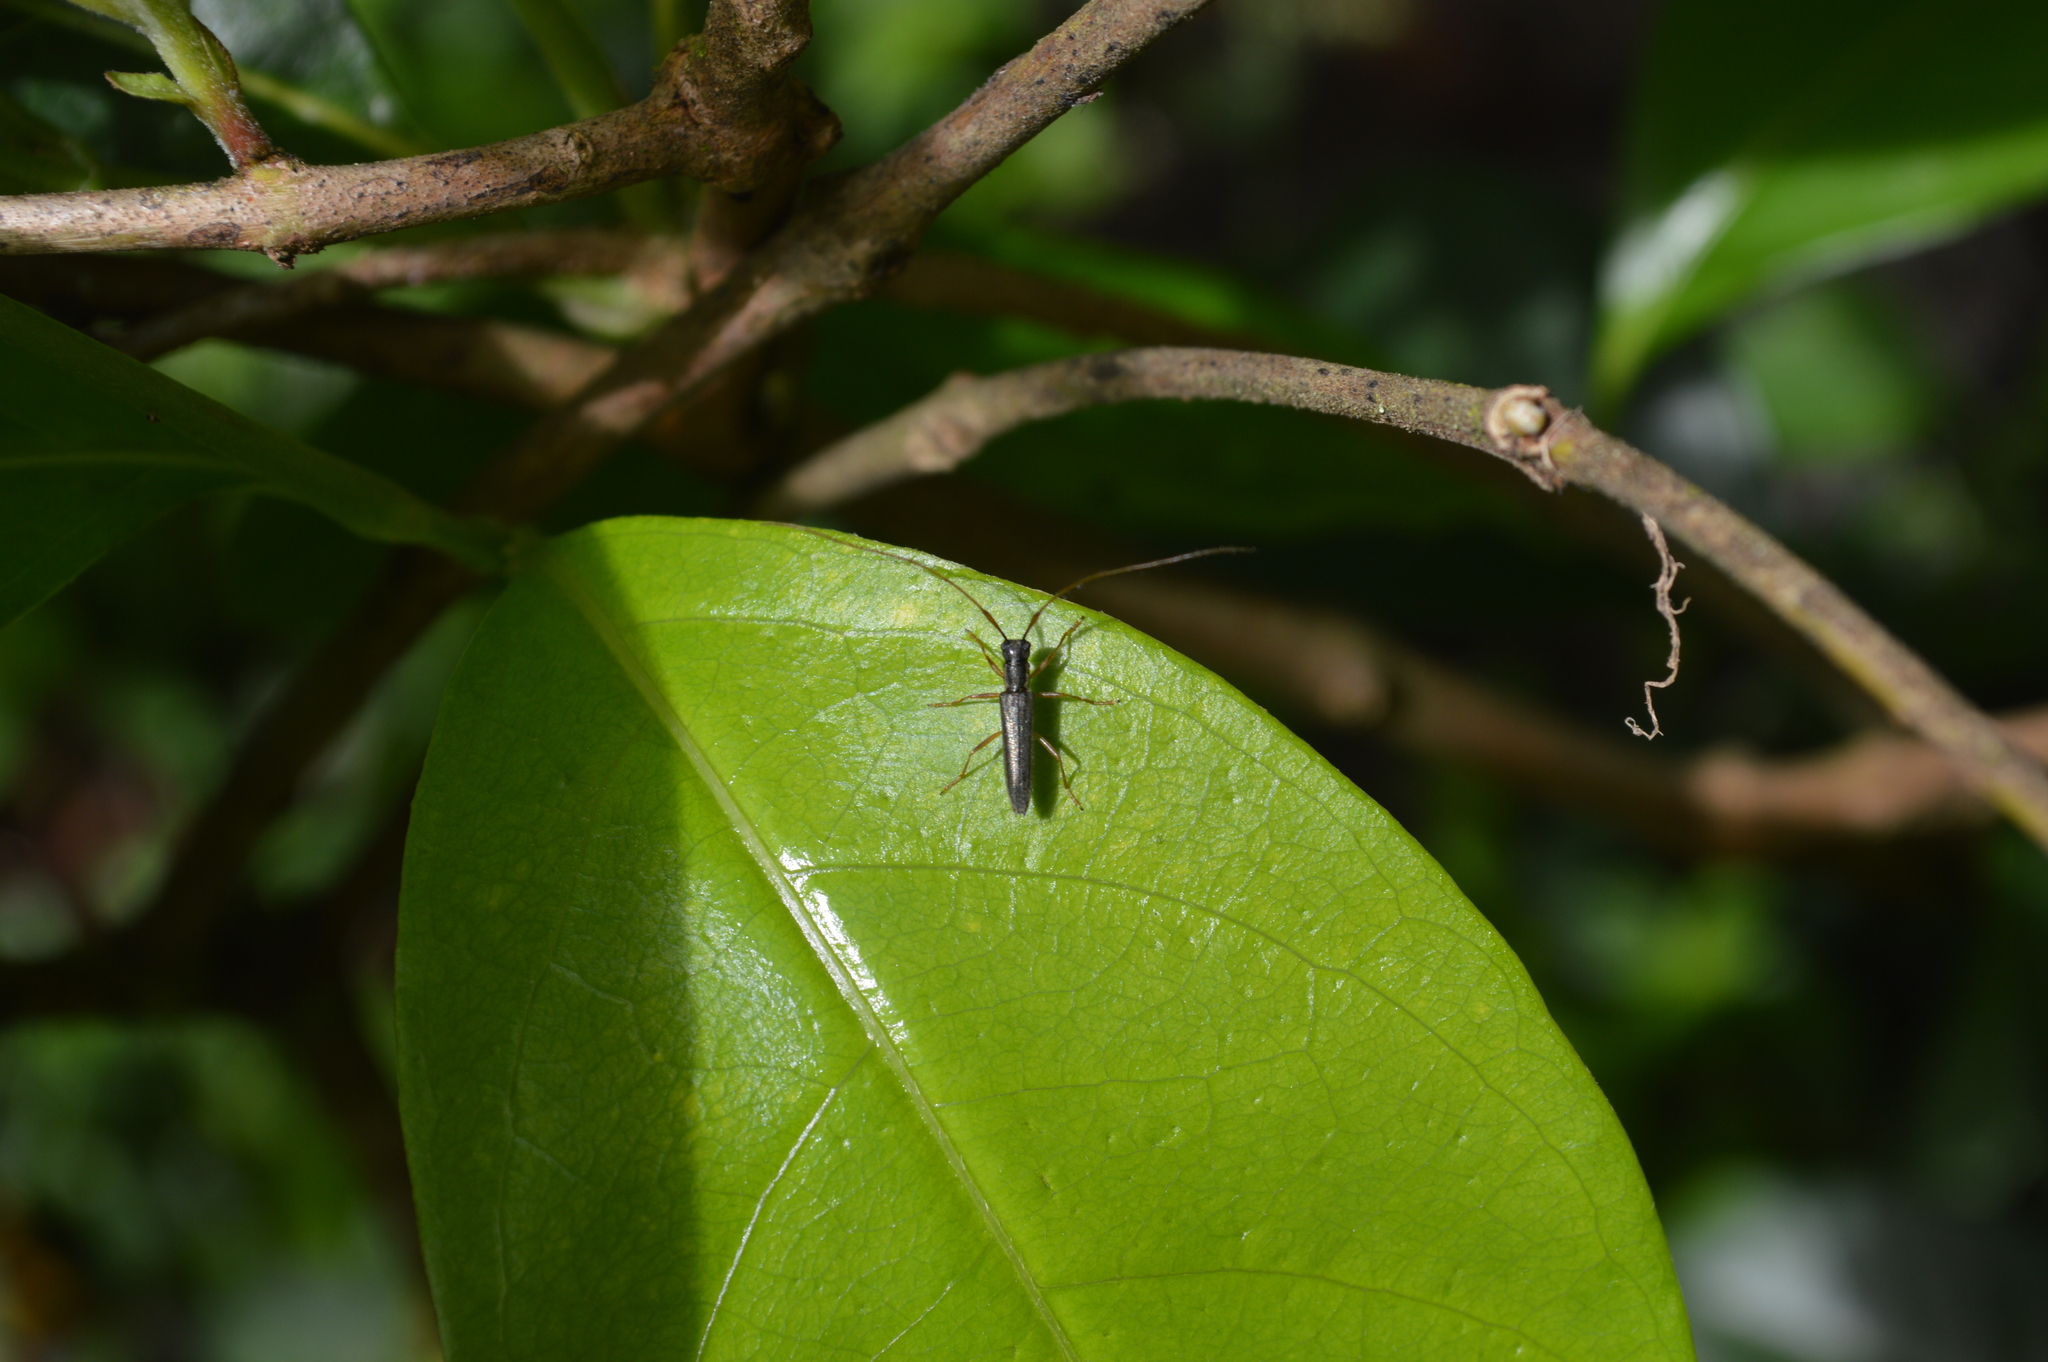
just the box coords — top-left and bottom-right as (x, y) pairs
(1593, 0), (2048, 406)
(103, 70), (193, 106)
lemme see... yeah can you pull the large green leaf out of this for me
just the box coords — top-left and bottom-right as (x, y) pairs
(0, 292), (505, 630)
(1593, 0), (2048, 405)
(397, 517), (1690, 1360)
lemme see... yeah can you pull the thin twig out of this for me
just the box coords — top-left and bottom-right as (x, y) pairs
(756, 348), (1545, 516)
(32, 228), (1246, 365)
(115, 269), (364, 360)
(679, 2), (823, 285)
(239, 307), (619, 410)
(95, 0), (1213, 980)
(9, 230), (1251, 370)
(1102, 576), (2048, 848)
(23, 246), (1273, 461)
(0, 247), (640, 399)
(0, 7), (836, 260)
(844, 481), (2048, 853)
(765, 347), (2048, 852)
(1624, 514), (1689, 741)
(454, 0), (1216, 522)
(110, 232), (691, 361)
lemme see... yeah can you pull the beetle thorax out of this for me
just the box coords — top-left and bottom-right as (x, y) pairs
(1000, 638), (1033, 691)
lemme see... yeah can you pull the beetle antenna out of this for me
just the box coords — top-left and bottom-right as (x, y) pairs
(1021, 546), (1254, 640)
(780, 523), (1010, 638)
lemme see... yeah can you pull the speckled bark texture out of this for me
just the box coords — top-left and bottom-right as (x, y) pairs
(0, 5), (838, 261)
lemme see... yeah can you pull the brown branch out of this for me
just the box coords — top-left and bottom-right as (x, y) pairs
(453, 0), (1215, 522)
(0, 247), (642, 405)
(756, 347), (1544, 516)
(106, 230), (1249, 364)
(62, 0), (1208, 995)
(764, 346), (2048, 853)
(243, 306), (620, 410)
(0, 1), (1213, 1302)
(111, 231), (691, 361)
(0, 231), (680, 316)
(1103, 579), (2048, 849)
(6, 229), (1241, 384)
(1101, 576), (2048, 851)
(232, 303), (765, 479)
(845, 480), (2048, 854)
(41, 231), (1247, 366)
(0, 6), (836, 261)
(110, 267), (365, 360)
(682, 1), (821, 288)
(307, 229), (686, 288)
(1534, 401), (2048, 852)
(2, 240), (1276, 491)
(1688, 715), (2048, 844)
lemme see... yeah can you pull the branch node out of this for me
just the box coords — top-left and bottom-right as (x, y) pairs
(1625, 513), (1689, 741)
(1483, 384), (1567, 491)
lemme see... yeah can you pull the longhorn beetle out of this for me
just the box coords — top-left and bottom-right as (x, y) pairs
(787, 528), (1250, 815)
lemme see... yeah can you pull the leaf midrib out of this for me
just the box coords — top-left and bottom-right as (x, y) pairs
(544, 550), (1083, 1362)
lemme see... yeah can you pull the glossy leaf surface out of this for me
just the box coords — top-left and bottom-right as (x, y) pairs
(1594, 0), (2048, 404)
(397, 517), (1691, 1360)
(0, 292), (504, 629)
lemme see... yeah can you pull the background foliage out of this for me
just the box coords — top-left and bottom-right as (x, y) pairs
(3, 0), (2048, 1357)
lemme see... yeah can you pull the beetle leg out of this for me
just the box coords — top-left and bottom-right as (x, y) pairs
(939, 730), (1002, 794)
(1038, 734), (1083, 809)
(931, 691), (1003, 708)
(1035, 691), (1116, 705)
(1027, 618), (1086, 682)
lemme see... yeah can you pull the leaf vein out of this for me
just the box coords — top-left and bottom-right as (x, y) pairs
(547, 554), (1085, 1362)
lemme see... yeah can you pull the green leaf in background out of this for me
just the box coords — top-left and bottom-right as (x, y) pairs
(806, 0), (1034, 163)
(1593, 0), (2048, 407)
(502, 0), (626, 121)
(0, 79), (102, 191)
(937, 223), (1378, 364)
(346, 0), (572, 149)
(497, 0), (672, 229)
(1724, 281), (1939, 464)
(0, 292), (505, 631)
(1, 0), (425, 159)
(397, 517), (1691, 1360)
(802, 0), (1127, 227)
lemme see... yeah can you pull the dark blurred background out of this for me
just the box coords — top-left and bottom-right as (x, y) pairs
(5, 0), (2048, 1357)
